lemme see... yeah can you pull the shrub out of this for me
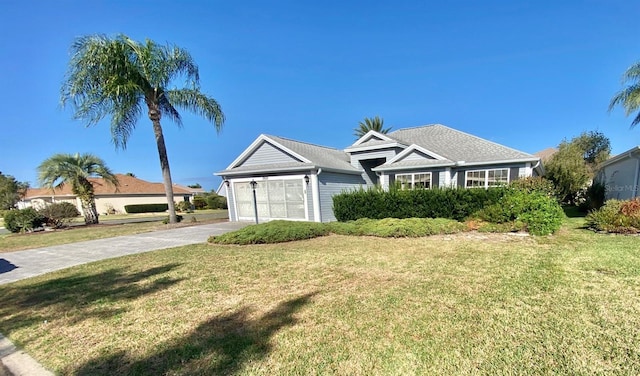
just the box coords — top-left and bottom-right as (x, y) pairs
(475, 189), (564, 235)
(192, 196), (208, 210)
(205, 194), (228, 209)
(330, 217), (465, 238)
(38, 202), (80, 229)
(509, 177), (558, 199)
(209, 220), (329, 245)
(3, 208), (45, 233)
(162, 215), (183, 225)
(124, 203), (169, 214)
(176, 201), (192, 213)
(332, 187), (505, 222)
(586, 198), (640, 233)
(578, 181), (606, 212)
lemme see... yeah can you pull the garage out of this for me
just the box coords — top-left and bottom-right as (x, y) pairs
(233, 177), (306, 221)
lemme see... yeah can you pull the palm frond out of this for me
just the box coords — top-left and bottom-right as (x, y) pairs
(167, 89), (225, 130)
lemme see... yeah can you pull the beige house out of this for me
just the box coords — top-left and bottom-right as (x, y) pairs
(20, 174), (197, 215)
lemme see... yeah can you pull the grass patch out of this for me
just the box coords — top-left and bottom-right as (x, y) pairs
(2, 218), (640, 374)
(0, 213), (228, 253)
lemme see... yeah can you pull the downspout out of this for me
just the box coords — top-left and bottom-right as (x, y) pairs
(311, 168), (322, 222)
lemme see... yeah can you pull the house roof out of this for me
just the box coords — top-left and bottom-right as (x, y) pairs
(383, 124), (537, 164)
(534, 147), (558, 162)
(217, 134), (361, 176)
(24, 174), (193, 199)
(598, 146), (640, 168)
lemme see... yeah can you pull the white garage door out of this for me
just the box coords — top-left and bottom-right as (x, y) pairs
(234, 178), (306, 221)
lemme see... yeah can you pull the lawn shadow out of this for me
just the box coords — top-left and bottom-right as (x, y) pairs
(73, 291), (319, 375)
(563, 205), (586, 218)
(0, 263), (184, 336)
(0, 259), (17, 274)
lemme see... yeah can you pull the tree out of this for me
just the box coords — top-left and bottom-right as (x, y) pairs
(609, 60), (640, 127)
(37, 153), (119, 225)
(61, 34), (225, 224)
(0, 172), (29, 210)
(544, 131), (611, 203)
(354, 116), (391, 138)
(187, 183), (202, 189)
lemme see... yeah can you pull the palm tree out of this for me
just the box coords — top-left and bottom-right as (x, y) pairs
(609, 60), (640, 127)
(61, 34), (225, 224)
(38, 153), (119, 225)
(354, 116), (391, 138)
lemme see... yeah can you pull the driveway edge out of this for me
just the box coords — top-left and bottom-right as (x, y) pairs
(0, 334), (53, 375)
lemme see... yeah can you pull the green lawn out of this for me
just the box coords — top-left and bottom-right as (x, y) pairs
(1, 218), (639, 374)
(0, 210), (228, 253)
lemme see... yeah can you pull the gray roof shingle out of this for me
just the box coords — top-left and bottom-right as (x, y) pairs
(385, 124), (536, 164)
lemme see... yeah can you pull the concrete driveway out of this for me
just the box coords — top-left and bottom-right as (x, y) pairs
(0, 221), (250, 285)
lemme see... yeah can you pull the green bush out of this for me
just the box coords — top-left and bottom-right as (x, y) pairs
(3, 208), (45, 233)
(162, 215), (184, 225)
(329, 217), (465, 237)
(579, 181), (606, 212)
(509, 177), (558, 199)
(475, 189), (564, 235)
(209, 220), (329, 245)
(206, 194), (228, 209)
(192, 196), (208, 210)
(333, 187), (505, 222)
(124, 203), (169, 214)
(585, 198), (640, 233)
(176, 201), (193, 213)
(38, 202), (80, 229)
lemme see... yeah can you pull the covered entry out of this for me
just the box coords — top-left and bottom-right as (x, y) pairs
(233, 177), (307, 221)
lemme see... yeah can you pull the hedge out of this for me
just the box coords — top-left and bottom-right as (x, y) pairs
(124, 203), (169, 214)
(332, 187), (505, 222)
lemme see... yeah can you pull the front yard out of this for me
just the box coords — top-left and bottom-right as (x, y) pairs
(1, 218), (639, 374)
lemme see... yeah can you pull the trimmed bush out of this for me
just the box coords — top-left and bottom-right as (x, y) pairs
(586, 198), (640, 233)
(192, 196), (207, 210)
(38, 202), (80, 229)
(124, 203), (169, 214)
(209, 220), (329, 245)
(329, 217), (465, 238)
(176, 201), (193, 213)
(333, 187), (505, 222)
(3, 208), (45, 233)
(474, 189), (564, 235)
(509, 177), (558, 199)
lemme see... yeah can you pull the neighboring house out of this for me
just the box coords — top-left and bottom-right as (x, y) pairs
(534, 147), (558, 163)
(596, 146), (640, 201)
(19, 174), (197, 215)
(216, 124), (543, 223)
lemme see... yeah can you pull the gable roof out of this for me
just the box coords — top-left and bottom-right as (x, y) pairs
(598, 146), (640, 168)
(217, 134), (361, 176)
(24, 174), (192, 199)
(534, 147), (558, 162)
(384, 124), (537, 164)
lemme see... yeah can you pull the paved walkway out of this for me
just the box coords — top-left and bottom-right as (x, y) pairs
(0, 221), (250, 285)
(0, 221), (250, 375)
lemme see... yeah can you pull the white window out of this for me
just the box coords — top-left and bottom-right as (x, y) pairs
(465, 168), (509, 188)
(396, 172), (432, 189)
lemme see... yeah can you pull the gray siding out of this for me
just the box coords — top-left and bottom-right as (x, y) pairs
(600, 157), (640, 200)
(318, 172), (366, 222)
(349, 148), (402, 186)
(306, 180), (314, 221)
(398, 150), (435, 162)
(239, 142), (301, 167)
(226, 184), (237, 221)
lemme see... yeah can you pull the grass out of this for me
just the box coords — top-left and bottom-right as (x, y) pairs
(0, 210), (228, 253)
(2, 217), (640, 374)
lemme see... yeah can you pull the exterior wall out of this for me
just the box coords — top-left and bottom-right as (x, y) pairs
(599, 157), (640, 200)
(95, 194), (189, 215)
(349, 148), (402, 186)
(318, 172), (366, 222)
(239, 142), (300, 166)
(453, 163), (530, 188)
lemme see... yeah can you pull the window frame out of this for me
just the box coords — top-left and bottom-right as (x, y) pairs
(395, 172), (432, 190)
(465, 168), (510, 188)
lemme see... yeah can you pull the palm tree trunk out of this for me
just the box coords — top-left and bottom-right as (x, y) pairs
(148, 105), (178, 224)
(79, 195), (99, 225)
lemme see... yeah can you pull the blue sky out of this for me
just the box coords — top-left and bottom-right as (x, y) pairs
(1, 0), (639, 191)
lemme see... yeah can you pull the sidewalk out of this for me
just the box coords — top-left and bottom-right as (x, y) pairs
(0, 220), (250, 375)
